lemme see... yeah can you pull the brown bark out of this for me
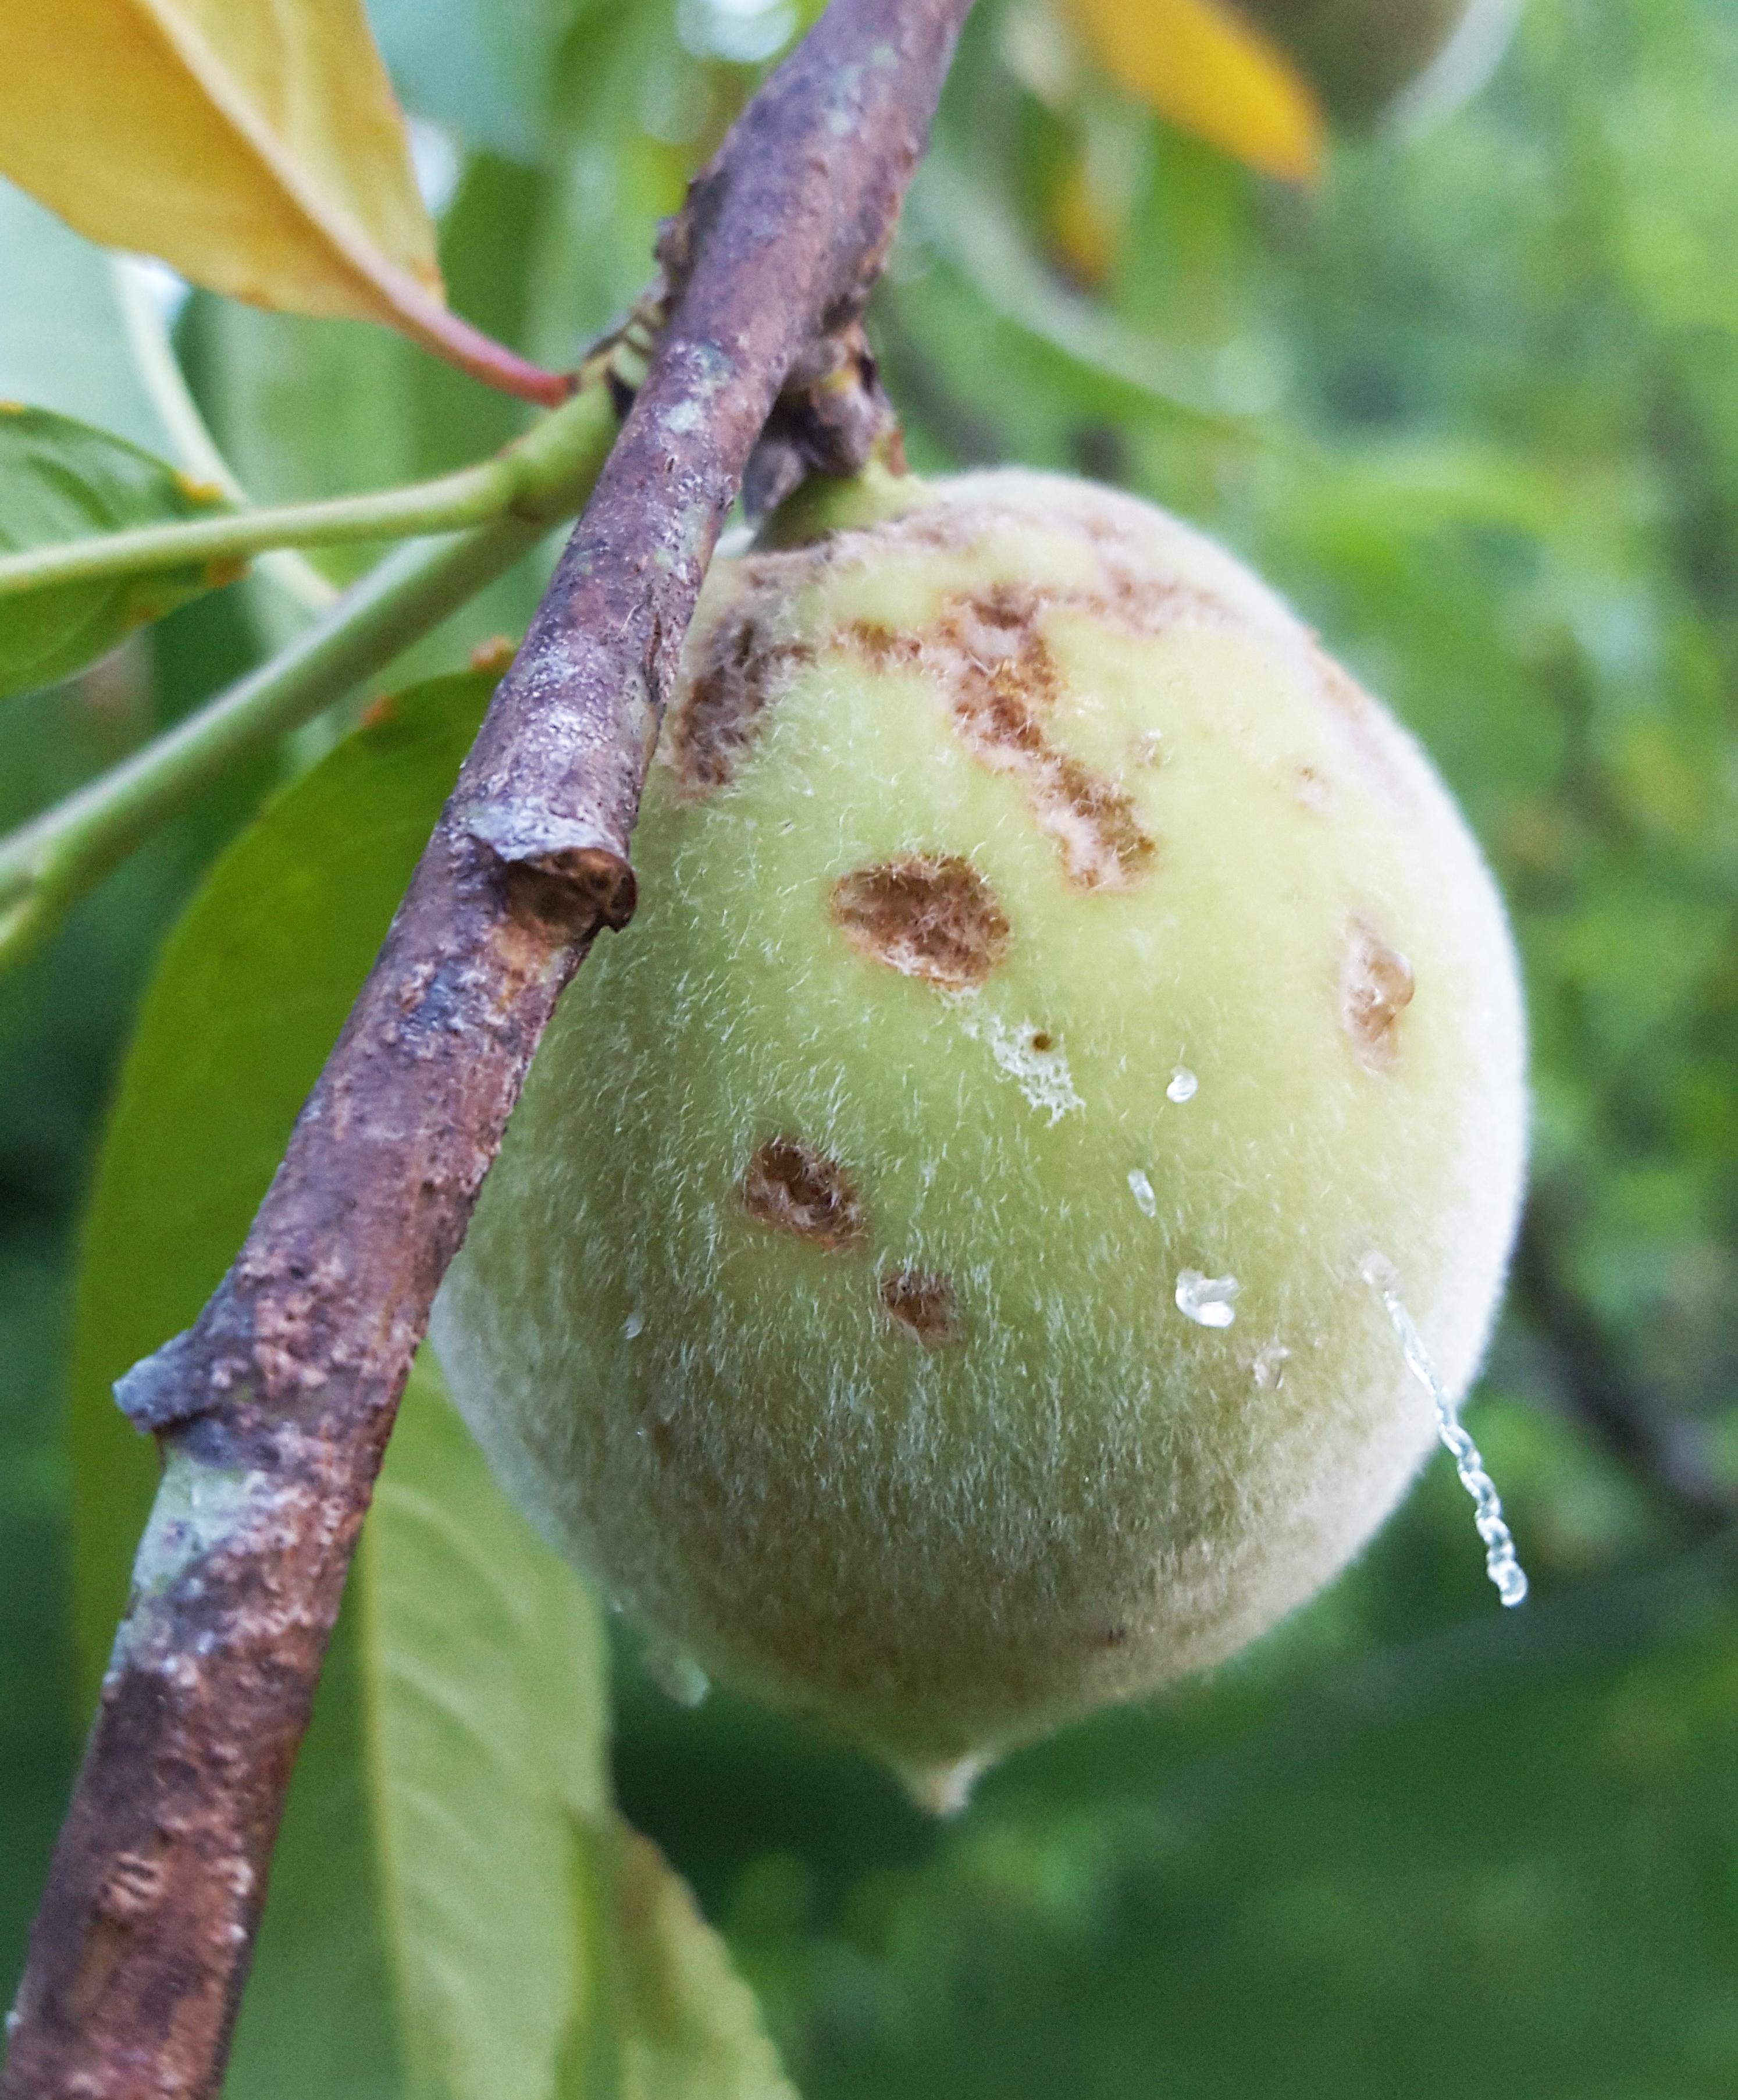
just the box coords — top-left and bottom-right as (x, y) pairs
(1, 3), (973, 2092)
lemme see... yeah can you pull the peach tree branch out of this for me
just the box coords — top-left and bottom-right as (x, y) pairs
(0, 2), (974, 2095)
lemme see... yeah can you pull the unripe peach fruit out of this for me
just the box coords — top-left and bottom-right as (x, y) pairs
(1238, 0), (1522, 125)
(431, 469), (1527, 1810)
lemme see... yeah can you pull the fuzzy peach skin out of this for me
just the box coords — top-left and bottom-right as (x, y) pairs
(431, 470), (1527, 1809)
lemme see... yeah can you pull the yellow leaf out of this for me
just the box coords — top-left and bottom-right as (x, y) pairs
(1061, 0), (1325, 183)
(0, 0), (566, 401)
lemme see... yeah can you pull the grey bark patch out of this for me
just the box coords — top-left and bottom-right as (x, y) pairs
(1340, 916), (1415, 1071)
(739, 1137), (867, 1250)
(829, 853), (1011, 989)
(879, 1268), (961, 1344)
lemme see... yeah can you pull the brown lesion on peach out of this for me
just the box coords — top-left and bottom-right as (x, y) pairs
(829, 853), (1011, 990)
(845, 578), (1159, 896)
(665, 507), (1249, 877)
(936, 583), (1159, 894)
(665, 595), (815, 799)
(878, 1268), (961, 1346)
(1339, 916), (1415, 1072)
(843, 617), (921, 670)
(739, 1137), (867, 1250)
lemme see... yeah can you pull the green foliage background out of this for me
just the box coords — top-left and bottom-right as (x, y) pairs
(3, 0), (1736, 2091)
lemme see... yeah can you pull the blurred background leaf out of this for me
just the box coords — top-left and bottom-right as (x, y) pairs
(1061, 0), (1324, 183)
(0, 182), (173, 451)
(5, 0), (1738, 2091)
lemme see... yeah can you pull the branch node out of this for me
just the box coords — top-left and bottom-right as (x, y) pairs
(113, 1326), (223, 1436)
(743, 321), (903, 521)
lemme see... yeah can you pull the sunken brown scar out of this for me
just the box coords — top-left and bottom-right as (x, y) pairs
(659, 512), (1267, 899)
(1339, 915), (1416, 1072)
(878, 1267), (962, 1346)
(739, 1136), (869, 1252)
(736, 1138), (961, 1346)
(829, 853), (1011, 990)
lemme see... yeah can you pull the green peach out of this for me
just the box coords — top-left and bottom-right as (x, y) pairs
(430, 469), (1527, 1809)
(1242, 0), (1523, 127)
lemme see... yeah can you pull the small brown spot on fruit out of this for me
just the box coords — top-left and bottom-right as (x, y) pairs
(1093, 1626), (1130, 1651)
(879, 1269), (961, 1346)
(829, 854), (1011, 990)
(666, 576), (817, 796)
(740, 1138), (866, 1250)
(1340, 917), (1415, 1071)
(1029, 1030), (1053, 1052)
(845, 617), (921, 669)
(1292, 763), (1334, 813)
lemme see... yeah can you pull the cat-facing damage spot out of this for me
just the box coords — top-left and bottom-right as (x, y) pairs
(829, 853), (1012, 990)
(739, 1137), (867, 1250)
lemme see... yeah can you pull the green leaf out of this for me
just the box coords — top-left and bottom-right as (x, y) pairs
(0, 176), (170, 451)
(369, 0), (582, 164)
(69, 668), (795, 2097)
(609, 1827), (802, 2100)
(557, 1820), (802, 2100)
(0, 404), (226, 698)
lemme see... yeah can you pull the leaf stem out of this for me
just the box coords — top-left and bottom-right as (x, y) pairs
(0, 383), (615, 974)
(0, 430), (585, 601)
(109, 256), (338, 618)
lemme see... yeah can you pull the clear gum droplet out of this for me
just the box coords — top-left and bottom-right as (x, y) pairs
(1166, 1066), (1198, 1104)
(1176, 1269), (1239, 1327)
(643, 1638), (711, 1708)
(1252, 1340), (1291, 1388)
(1359, 1251), (1529, 1608)
(1127, 1168), (1158, 1218)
